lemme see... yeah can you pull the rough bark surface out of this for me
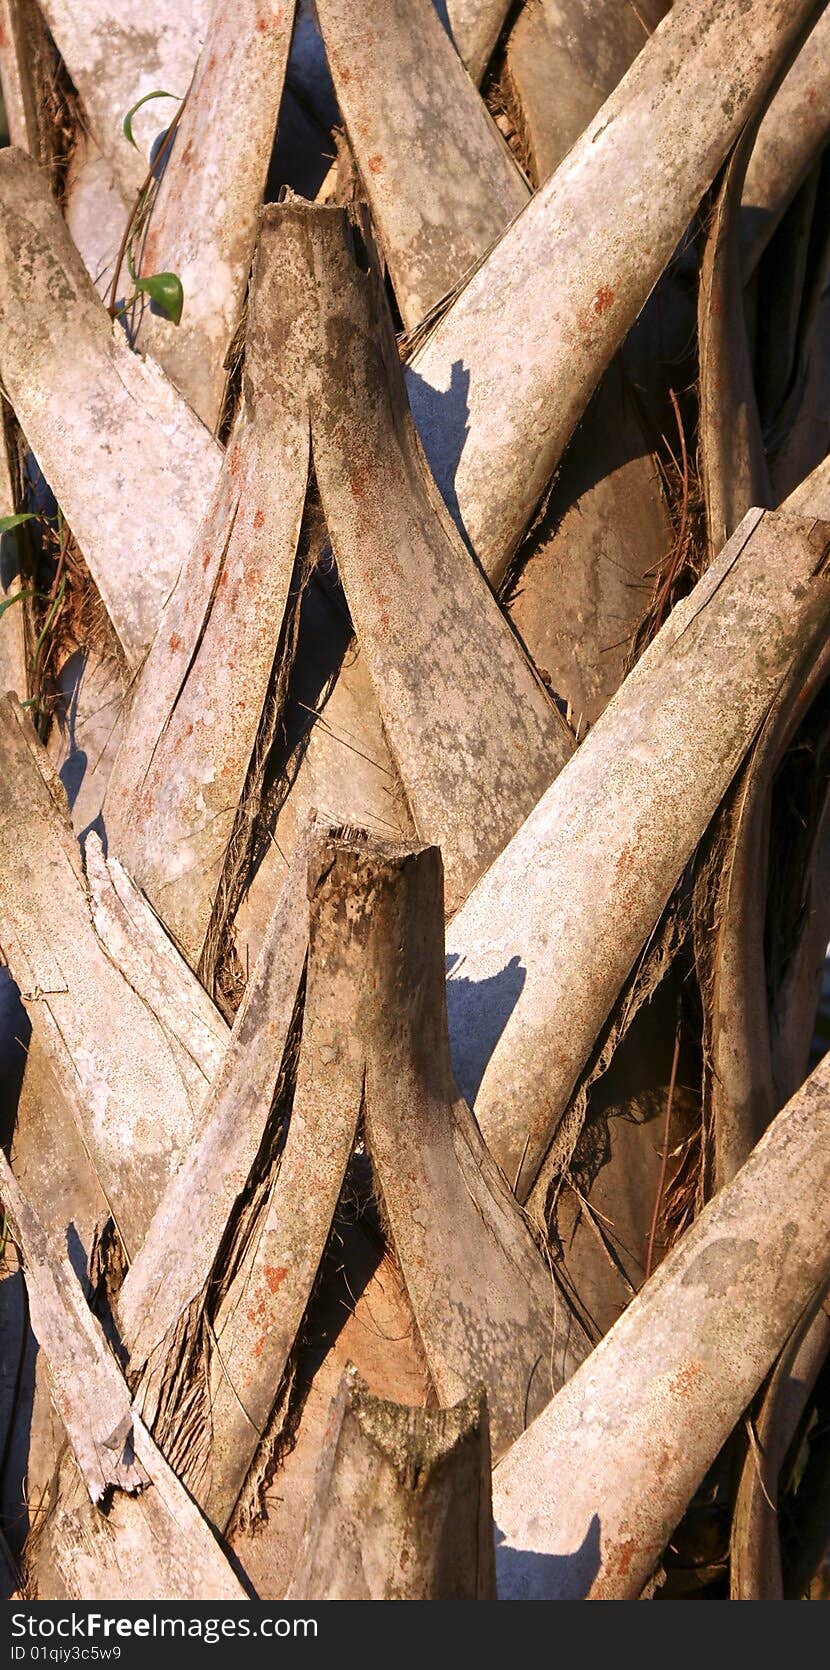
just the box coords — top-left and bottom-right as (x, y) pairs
(0, 1157), (247, 1599)
(0, 412), (26, 698)
(699, 129), (772, 559)
(103, 229), (308, 967)
(739, 8), (830, 281)
(118, 830), (312, 1379)
(84, 833), (228, 1094)
(297, 206), (573, 913)
(0, 1154), (147, 1503)
(446, 505), (830, 1199)
(137, 0), (295, 427)
(0, 148), (220, 663)
(493, 1058), (830, 1599)
(730, 1294), (830, 1599)
(695, 631), (830, 1194)
(37, 0), (208, 198)
(289, 1371), (496, 1599)
(503, 0), (668, 187)
(407, 0), (822, 581)
(441, 0), (508, 83)
(316, 0), (527, 330)
(125, 833), (585, 1536)
(504, 361), (672, 727)
(1, 0), (828, 1608)
(0, 697), (210, 1257)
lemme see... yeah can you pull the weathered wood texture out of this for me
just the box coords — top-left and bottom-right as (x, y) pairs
(407, 0), (823, 582)
(493, 1057), (830, 1599)
(0, 698), (214, 1257)
(289, 1371), (496, 1599)
(0, 0), (55, 162)
(104, 220), (309, 968)
(37, 0), (208, 198)
(0, 1154), (148, 1503)
(695, 628), (830, 1195)
(109, 203), (571, 953)
(440, 0), (509, 84)
(489, 0), (675, 733)
(0, 413), (26, 699)
(137, 0), (295, 427)
(335, 838), (588, 1452)
(503, 0), (668, 186)
(85, 833), (228, 1091)
(125, 834), (584, 1535)
(0, 148), (220, 664)
(1, 0), (128, 297)
(44, 651), (128, 838)
(290, 207), (571, 912)
(118, 831), (311, 1382)
(0, 1158), (246, 1600)
(446, 503), (830, 1199)
(731, 1294), (830, 1599)
(504, 359), (672, 729)
(740, 7), (830, 280)
(316, 0), (526, 330)
(699, 127), (771, 559)
(248, 0), (682, 914)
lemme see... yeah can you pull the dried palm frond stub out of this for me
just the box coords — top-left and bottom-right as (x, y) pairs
(123, 834), (586, 1537)
(492, 1052), (830, 1599)
(447, 492), (830, 1200)
(407, 0), (823, 581)
(0, 148), (220, 665)
(739, 7), (830, 281)
(37, 0), (207, 198)
(136, 0), (296, 427)
(288, 1371), (497, 1600)
(316, 0), (526, 330)
(0, 696), (218, 1257)
(107, 202), (571, 965)
(0, 1156), (247, 1600)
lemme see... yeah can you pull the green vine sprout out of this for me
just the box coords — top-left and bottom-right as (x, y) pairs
(108, 89), (188, 333)
(122, 88), (176, 150)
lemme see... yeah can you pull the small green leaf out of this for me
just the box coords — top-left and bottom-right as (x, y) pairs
(122, 90), (175, 149)
(0, 512), (36, 535)
(134, 271), (184, 325)
(0, 588), (38, 619)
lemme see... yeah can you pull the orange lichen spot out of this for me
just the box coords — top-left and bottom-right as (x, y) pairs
(253, 508), (266, 529)
(669, 1361), (704, 1399)
(168, 632), (182, 652)
(607, 1536), (634, 1576)
(368, 154), (385, 175)
(591, 285), (615, 316)
(264, 1265), (288, 1293)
